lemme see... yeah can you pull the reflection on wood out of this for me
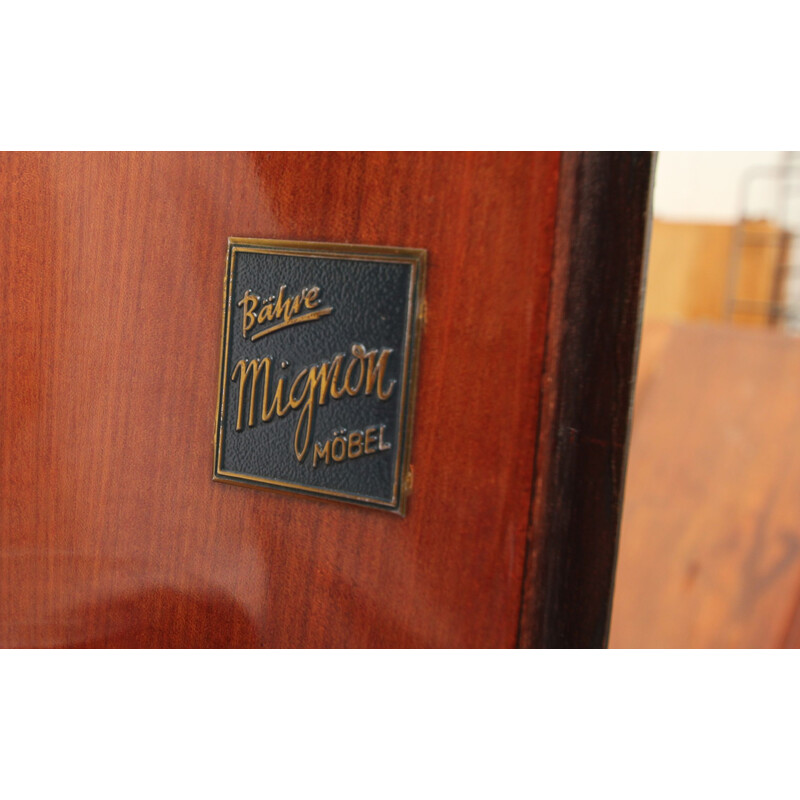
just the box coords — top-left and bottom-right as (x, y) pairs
(0, 152), (561, 648)
(0, 152), (652, 648)
(610, 321), (800, 648)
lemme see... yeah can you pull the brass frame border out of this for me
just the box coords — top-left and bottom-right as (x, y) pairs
(212, 237), (427, 516)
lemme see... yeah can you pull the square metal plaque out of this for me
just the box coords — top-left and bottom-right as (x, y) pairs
(213, 238), (426, 515)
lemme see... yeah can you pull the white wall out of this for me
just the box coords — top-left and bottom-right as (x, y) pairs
(654, 151), (783, 224)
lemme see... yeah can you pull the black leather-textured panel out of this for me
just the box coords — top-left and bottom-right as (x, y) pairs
(214, 241), (424, 513)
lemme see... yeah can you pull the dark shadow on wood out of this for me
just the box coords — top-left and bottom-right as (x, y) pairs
(519, 151), (655, 648)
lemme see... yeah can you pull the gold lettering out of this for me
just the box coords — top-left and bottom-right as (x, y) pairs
(288, 368), (310, 408)
(292, 364), (330, 462)
(239, 286), (332, 341)
(309, 425), (389, 469)
(274, 285), (292, 323)
(305, 286), (321, 309)
(330, 354), (347, 400)
(348, 431), (363, 459)
(290, 370), (313, 462)
(361, 346), (395, 400)
(289, 369), (313, 460)
(344, 345), (366, 396)
(231, 358), (267, 431)
(312, 440), (330, 467)
(331, 436), (346, 462)
(229, 346), (399, 463)
(237, 290), (259, 338)
(314, 359), (338, 406)
(261, 360), (288, 423)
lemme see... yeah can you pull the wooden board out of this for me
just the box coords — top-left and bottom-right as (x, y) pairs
(643, 220), (785, 326)
(609, 321), (800, 648)
(0, 152), (652, 648)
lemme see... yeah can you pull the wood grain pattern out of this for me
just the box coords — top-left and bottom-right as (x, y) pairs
(0, 152), (651, 648)
(0, 152), (561, 647)
(609, 321), (800, 648)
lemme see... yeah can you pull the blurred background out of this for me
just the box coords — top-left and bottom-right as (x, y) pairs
(610, 152), (800, 647)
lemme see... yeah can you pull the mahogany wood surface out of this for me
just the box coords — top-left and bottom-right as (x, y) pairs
(0, 152), (561, 647)
(609, 321), (800, 648)
(0, 152), (651, 648)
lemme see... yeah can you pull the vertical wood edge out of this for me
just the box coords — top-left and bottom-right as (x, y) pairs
(517, 151), (656, 648)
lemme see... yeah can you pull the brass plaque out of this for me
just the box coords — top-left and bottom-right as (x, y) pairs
(213, 238), (426, 515)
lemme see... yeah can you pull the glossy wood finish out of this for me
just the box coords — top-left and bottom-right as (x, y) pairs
(520, 152), (654, 647)
(610, 321), (800, 648)
(0, 152), (651, 647)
